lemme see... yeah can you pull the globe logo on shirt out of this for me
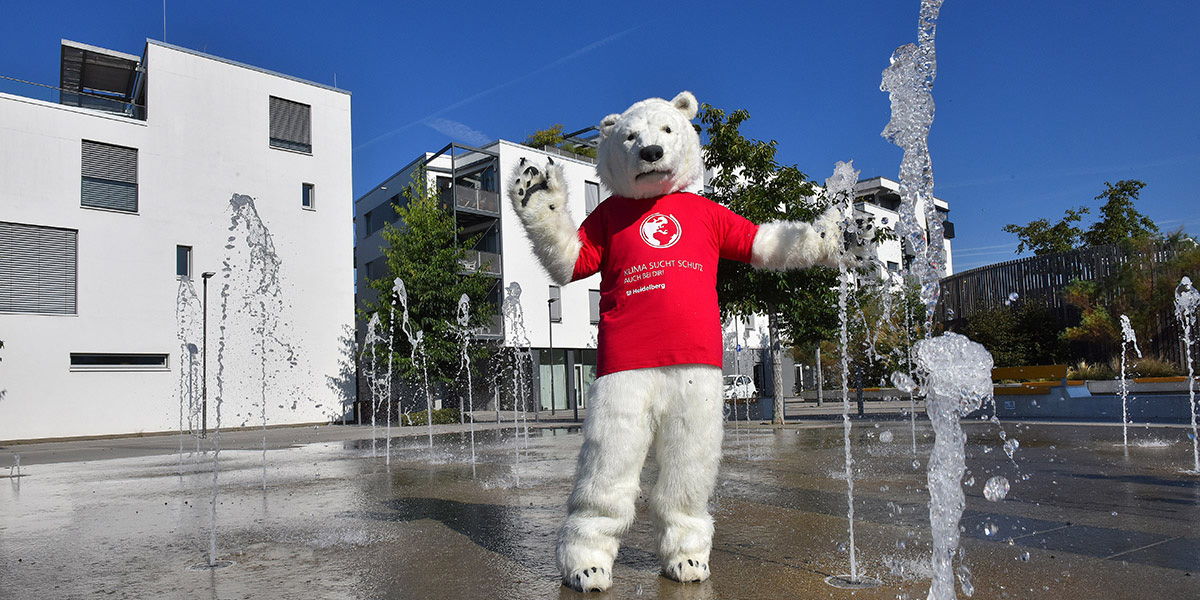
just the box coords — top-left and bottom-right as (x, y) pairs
(639, 213), (682, 249)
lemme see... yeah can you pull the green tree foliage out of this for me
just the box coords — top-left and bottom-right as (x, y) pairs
(360, 170), (496, 386)
(1002, 179), (1157, 256)
(523, 124), (597, 159)
(1001, 207), (1089, 255)
(700, 104), (837, 343)
(1060, 279), (1121, 363)
(523, 124), (564, 149)
(700, 104), (838, 420)
(960, 302), (1067, 368)
(1081, 180), (1158, 247)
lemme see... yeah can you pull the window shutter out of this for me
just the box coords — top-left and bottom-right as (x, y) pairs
(269, 96), (312, 152)
(0, 222), (77, 314)
(81, 140), (138, 212)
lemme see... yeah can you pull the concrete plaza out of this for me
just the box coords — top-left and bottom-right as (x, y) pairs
(1, 415), (1197, 599)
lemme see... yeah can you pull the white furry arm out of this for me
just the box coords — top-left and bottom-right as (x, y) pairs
(750, 207), (842, 271)
(508, 159), (582, 286)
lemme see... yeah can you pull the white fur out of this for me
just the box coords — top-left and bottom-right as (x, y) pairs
(507, 160), (581, 285)
(751, 206), (843, 270)
(596, 91), (703, 200)
(557, 365), (722, 591)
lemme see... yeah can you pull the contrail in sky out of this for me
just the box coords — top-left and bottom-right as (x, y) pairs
(356, 25), (643, 151)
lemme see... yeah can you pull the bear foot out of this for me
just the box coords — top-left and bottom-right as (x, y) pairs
(562, 565), (613, 593)
(662, 555), (710, 584)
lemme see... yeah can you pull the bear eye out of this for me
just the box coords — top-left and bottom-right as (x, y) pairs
(663, 126), (672, 134)
(626, 133), (636, 142)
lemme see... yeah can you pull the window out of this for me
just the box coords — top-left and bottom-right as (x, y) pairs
(70, 353), (169, 372)
(887, 261), (899, 272)
(81, 140), (138, 212)
(585, 181), (600, 215)
(589, 289), (601, 324)
(364, 257), (388, 281)
(302, 183), (315, 210)
(549, 285), (562, 322)
(269, 96), (312, 153)
(0, 221), (77, 315)
(176, 245), (192, 279)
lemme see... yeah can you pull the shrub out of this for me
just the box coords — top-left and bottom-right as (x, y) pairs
(400, 407), (461, 426)
(1068, 360), (1116, 381)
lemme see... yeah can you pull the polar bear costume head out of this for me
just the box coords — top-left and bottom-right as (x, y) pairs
(596, 91), (703, 200)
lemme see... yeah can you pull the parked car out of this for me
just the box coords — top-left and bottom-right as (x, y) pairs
(723, 374), (757, 400)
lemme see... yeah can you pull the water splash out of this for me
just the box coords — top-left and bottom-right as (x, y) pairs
(501, 282), (534, 486)
(176, 279), (203, 472)
(826, 160), (864, 583)
(1119, 314), (1142, 449)
(881, 0), (947, 328)
(457, 293), (477, 478)
(363, 313), (384, 457)
(916, 332), (993, 600)
(394, 278), (435, 457)
(1174, 277), (1199, 472)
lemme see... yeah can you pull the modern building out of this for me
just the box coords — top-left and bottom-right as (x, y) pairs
(0, 39), (354, 441)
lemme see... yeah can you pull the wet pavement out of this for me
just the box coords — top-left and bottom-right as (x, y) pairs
(1, 418), (1197, 599)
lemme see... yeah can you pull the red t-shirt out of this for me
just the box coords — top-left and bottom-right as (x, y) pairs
(572, 192), (759, 376)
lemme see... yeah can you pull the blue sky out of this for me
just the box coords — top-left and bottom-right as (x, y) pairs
(3, 1), (1197, 271)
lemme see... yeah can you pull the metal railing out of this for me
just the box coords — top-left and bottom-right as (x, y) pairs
(0, 75), (145, 120)
(453, 185), (500, 214)
(459, 250), (502, 277)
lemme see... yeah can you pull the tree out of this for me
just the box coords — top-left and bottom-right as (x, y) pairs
(1082, 180), (1158, 247)
(700, 104), (838, 423)
(361, 169), (496, 392)
(959, 301), (1067, 368)
(524, 124), (597, 159)
(1002, 179), (1157, 255)
(523, 124), (564, 150)
(1001, 207), (1089, 255)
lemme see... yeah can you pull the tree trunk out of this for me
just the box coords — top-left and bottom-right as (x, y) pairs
(768, 311), (786, 425)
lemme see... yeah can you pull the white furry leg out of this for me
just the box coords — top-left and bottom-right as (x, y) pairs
(650, 366), (724, 584)
(557, 370), (655, 592)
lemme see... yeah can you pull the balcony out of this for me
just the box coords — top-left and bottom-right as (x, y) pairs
(460, 250), (502, 277)
(453, 185), (500, 215)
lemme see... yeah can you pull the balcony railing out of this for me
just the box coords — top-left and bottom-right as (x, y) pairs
(459, 250), (502, 277)
(453, 185), (500, 215)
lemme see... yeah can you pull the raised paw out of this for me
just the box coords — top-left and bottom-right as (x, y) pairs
(563, 565), (613, 593)
(508, 157), (567, 221)
(663, 556), (710, 584)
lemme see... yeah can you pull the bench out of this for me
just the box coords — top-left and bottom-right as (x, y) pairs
(992, 365), (1080, 395)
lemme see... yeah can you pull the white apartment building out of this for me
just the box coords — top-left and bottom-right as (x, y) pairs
(0, 39), (354, 441)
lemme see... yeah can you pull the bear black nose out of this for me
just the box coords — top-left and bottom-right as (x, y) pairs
(639, 145), (664, 163)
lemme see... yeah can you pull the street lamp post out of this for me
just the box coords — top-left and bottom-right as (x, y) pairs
(201, 271), (216, 437)
(547, 297), (557, 419)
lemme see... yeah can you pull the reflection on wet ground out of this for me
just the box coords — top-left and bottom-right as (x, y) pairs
(1, 420), (1197, 599)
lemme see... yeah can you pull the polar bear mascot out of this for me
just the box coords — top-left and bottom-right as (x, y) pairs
(509, 91), (853, 592)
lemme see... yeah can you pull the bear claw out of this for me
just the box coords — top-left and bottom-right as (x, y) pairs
(563, 565), (612, 593)
(663, 556), (710, 584)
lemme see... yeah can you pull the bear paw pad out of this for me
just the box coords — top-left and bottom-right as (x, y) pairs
(563, 565), (612, 593)
(510, 157), (563, 214)
(663, 556), (710, 584)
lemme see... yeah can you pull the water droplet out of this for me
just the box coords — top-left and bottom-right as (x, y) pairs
(983, 522), (999, 536)
(1003, 439), (1020, 460)
(983, 476), (1010, 501)
(1008, 292), (1019, 302)
(635, 584), (643, 596)
(1019, 551), (1030, 562)
(912, 459), (921, 469)
(1112, 511), (1119, 517)
(964, 476), (975, 487)
(880, 430), (894, 443)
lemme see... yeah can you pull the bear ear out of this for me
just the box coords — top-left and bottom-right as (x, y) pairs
(671, 91), (698, 120)
(598, 113), (621, 139)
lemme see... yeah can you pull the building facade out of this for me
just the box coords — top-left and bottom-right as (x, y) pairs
(0, 40), (354, 440)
